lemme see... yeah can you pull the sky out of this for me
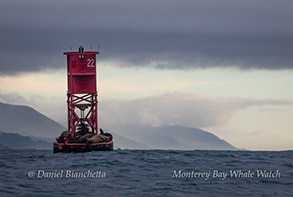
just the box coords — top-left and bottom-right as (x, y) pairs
(0, 0), (292, 150)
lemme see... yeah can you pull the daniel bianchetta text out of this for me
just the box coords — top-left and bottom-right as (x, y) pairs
(172, 169), (281, 180)
(28, 170), (106, 178)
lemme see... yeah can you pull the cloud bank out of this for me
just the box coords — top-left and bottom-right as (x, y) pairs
(1, 0), (293, 75)
(99, 92), (293, 128)
(1, 91), (291, 129)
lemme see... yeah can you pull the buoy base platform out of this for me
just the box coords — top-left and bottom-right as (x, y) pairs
(53, 141), (113, 153)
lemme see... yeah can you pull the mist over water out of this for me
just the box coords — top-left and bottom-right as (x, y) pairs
(0, 150), (292, 196)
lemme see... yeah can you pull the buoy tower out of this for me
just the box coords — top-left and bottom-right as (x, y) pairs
(53, 46), (113, 153)
(64, 46), (99, 137)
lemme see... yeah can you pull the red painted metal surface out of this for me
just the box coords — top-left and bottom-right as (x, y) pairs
(64, 47), (99, 138)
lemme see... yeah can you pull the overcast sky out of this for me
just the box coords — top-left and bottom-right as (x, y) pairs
(1, 0), (293, 75)
(0, 0), (292, 150)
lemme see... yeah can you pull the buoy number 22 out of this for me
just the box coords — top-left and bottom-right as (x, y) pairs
(87, 59), (95, 67)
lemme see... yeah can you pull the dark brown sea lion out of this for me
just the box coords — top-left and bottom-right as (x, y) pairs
(88, 134), (109, 143)
(76, 130), (88, 136)
(56, 131), (71, 143)
(66, 136), (78, 143)
(56, 131), (82, 143)
(102, 133), (113, 141)
(60, 131), (71, 138)
(75, 133), (94, 143)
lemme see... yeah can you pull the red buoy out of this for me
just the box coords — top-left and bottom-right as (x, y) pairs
(54, 46), (113, 153)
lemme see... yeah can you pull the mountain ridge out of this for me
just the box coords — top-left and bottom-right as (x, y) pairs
(107, 124), (236, 150)
(0, 101), (237, 150)
(0, 102), (66, 138)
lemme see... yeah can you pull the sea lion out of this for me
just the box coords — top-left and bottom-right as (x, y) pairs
(100, 128), (104, 135)
(56, 131), (81, 143)
(56, 131), (71, 143)
(76, 130), (89, 136)
(60, 131), (71, 138)
(88, 134), (109, 143)
(75, 133), (94, 143)
(76, 123), (90, 136)
(102, 133), (113, 141)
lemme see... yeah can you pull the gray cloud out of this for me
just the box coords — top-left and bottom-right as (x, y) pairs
(0, 91), (30, 105)
(1, 91), (292, 128)
(1, 0), (293, 75)
(0, 91), (66, 124)
(99, 93), (293, 128)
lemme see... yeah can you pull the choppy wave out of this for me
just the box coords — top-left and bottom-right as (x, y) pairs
(0, 150), (292, 196)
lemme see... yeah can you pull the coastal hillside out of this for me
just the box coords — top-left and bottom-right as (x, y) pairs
(0, 102), (236, 150)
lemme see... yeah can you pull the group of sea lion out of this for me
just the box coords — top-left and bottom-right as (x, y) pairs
(56, 128), (112, 144)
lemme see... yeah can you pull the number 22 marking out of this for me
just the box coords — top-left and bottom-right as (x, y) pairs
(87, 59), (95, 67)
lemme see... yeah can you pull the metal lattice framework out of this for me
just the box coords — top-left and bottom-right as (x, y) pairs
(67, 93), (98, 138)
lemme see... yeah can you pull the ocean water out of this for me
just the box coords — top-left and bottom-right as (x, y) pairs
(0, 149), (292, 197)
